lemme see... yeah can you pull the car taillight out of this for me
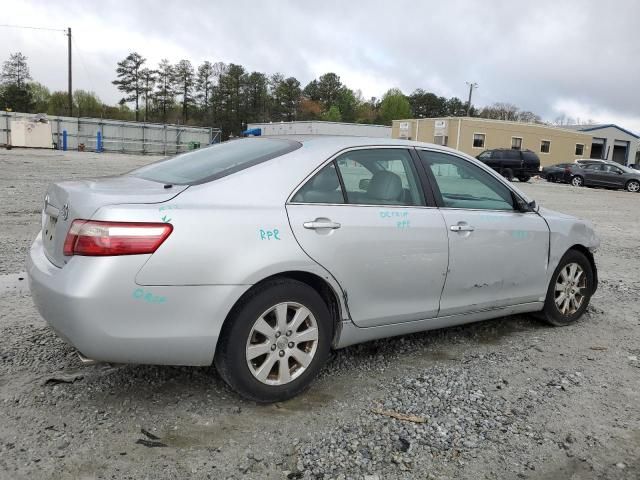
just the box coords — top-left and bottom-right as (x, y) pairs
(63, 220), (173, 256)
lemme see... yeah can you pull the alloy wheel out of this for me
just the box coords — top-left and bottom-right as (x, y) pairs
(245, 302), (319, 385)
(571, 176), (583, 187)
(554, 262), (587, 316)
(627, 180), (640, 192)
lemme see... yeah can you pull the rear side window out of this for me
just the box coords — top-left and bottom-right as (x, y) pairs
(522, 151), (539, 162)
(291, 163), (345, 204)
(131, 138), (301, 185)
(335, 149), (425, 206)
(291, 149), (425, 207)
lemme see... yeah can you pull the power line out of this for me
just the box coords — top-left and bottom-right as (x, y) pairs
(0, 24), (66, 33)
(1, 23), (72, 115)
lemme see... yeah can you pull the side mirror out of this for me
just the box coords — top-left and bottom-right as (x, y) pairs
(515, 197), (536, 212)
(359, 178), (371, 190)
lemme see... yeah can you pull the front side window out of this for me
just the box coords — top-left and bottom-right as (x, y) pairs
(335, 149), (425, 206)
(603, 164), (622, 174)
(291, 163), (344, 204)
(473, 133), (486, 148)
(511, 137), (523, 150)
(419, 150), (514, 211)
(132, 138), (301, 185)
(575, 144), (584, 156)
(540, 140), (551, 153)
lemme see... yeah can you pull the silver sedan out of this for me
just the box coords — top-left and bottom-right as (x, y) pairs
(28, 136), (599, 402)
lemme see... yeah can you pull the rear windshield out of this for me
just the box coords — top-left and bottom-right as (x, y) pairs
(131, 137), (301, 185)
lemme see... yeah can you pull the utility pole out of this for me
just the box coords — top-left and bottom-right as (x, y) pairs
(67, 27), (72, 116)
(466, 81), (478, 116)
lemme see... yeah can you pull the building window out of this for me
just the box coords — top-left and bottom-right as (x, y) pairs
(575, 143), (584, 156)
(540, 140), (551, 153)
(511, 137), (523, 150)
(473, 133), (485, 148)
(434, 135), (448, 146)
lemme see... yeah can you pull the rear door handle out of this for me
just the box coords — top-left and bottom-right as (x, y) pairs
(303, 220), (341, 230)
(450, 224), (475, 232)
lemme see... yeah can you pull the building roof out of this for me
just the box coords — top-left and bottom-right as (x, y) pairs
(563, 123), (640, 139)
(248, 120), (390, 128)
(394, 117), (593, 136)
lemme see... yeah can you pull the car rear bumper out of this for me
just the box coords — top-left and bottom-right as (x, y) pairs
(27, 233), (250, 366)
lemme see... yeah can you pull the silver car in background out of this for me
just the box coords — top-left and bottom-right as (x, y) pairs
(28, 136), (599, 402)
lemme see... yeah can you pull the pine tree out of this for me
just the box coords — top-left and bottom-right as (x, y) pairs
(1, 52), (31, 89)
(112, 52), (146, 121)
(174, 60), (195, 123)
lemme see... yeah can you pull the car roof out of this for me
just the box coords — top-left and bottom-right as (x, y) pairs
(266, 134), (428, 148)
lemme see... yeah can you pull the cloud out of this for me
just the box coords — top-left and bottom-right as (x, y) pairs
(1, 0), (638, 130)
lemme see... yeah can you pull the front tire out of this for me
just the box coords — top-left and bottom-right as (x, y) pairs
(546, 174), (555, 183)
(625, 179), (640, 192)
(538, 250), (594, 326)
(214, 279), (332, 402)
(571, 175), (584, 187)
(517, 175), (531, 182)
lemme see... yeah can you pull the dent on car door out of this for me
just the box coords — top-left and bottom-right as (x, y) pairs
(417, 149), (550, 316)
(286, 148), (449, 328)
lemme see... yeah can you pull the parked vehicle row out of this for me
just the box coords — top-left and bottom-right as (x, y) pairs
(541, 159), (640, 192)
(570, 162), (640, 192)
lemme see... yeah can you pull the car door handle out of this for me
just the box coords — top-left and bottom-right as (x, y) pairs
(303, 220), (341, 230)
(450, 224), (475, 232)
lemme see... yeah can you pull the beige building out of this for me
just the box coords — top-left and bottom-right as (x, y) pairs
(392, 117), (593, 166)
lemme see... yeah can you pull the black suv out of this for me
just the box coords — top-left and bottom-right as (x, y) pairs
(476, 149), (541, 182)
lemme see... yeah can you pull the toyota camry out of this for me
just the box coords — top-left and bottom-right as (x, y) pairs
(28, 136), (599, 402)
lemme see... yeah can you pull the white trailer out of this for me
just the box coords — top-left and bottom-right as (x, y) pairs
(247, 121), (391, 138)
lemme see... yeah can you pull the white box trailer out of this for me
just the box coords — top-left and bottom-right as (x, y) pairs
(10, 120), (53, 148)
(247, 121), (391, 138)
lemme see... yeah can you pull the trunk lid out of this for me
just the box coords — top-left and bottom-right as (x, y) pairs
(41, 175), (188, 267)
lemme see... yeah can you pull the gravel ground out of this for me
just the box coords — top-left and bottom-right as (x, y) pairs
(0, 148), (639, 480)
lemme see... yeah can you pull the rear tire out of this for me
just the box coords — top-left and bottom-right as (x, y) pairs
(502, 168), (514, 181)
(214, 279), (332, 402)
(571, 175), (584, 187)
(517, 175), (531, 183)
(625, 179), (640, 192)
(538, 250), (594, 326)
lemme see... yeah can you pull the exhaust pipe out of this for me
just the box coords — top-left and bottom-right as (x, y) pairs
(77, 351), (99, 365)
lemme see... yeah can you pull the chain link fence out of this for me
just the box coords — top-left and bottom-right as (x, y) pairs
(0, 111), (222, 155)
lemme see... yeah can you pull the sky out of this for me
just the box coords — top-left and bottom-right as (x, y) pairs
(1, 0), (639, 132)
